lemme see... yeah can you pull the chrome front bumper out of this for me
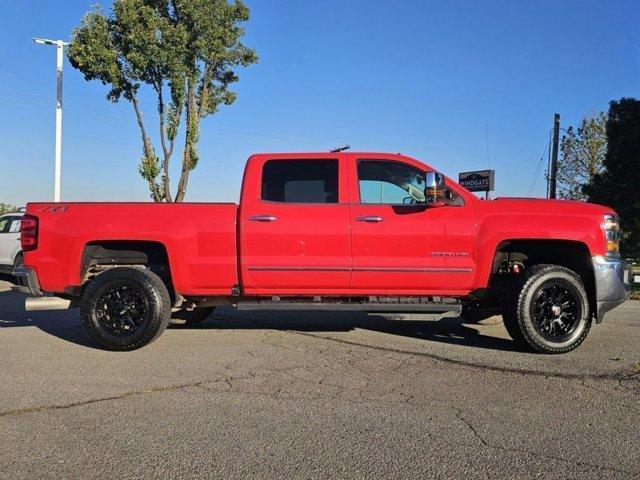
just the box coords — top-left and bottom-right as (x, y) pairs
(13, 266), (43, 296)
(593, 256), (632, 323)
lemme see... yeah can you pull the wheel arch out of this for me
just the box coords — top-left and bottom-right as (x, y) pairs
(79, 240), (173, 296)
(12, 249), (23, 265)
(489, 239), (596, 315)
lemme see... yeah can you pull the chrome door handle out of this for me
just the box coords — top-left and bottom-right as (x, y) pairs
(356, 216), (384, 223)
(248, 215), (277, 222)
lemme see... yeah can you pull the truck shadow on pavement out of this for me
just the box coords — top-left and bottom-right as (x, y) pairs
(193, 307), (522, 353)
(0, 278), (96, 348)
(0, 278), (519, 352)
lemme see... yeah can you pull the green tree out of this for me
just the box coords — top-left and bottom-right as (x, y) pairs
(68, 0), (258, 202)
(557, 112), (607, 201)
(0, 203), (18, 215)
(585, 98), (640, 256)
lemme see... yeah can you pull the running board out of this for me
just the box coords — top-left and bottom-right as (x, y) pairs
(235, 300), (461, 313)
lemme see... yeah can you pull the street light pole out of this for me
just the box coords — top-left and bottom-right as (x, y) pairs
(34, 37), (69, 202)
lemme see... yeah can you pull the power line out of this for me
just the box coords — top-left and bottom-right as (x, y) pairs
(485, 120), (491, 170)
(0, 87), (336, 147)
(526, 133), (552, 197)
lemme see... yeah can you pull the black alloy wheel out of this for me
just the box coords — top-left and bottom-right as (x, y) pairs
(531, 281), (581, 342)
(95, 282), (150, 337)
(502, 264), (591, 354)
(81, 267), (171, 351)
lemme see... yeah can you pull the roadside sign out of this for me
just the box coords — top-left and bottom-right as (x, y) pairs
(458, 170), (495, 193)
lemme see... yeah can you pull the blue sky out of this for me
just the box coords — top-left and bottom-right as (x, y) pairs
(0, 0), (638, 205)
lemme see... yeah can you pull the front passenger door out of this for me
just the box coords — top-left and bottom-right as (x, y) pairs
(349, 159), (476, 293)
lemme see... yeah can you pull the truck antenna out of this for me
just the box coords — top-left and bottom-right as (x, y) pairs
(330, 145), (350, 153)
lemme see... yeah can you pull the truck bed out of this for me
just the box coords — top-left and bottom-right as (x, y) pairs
(25, 202), (239, 296)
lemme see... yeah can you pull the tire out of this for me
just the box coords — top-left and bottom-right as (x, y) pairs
(170, 307), (216, 327)
(502, 264), (591, 354)
(80, 267), (171, 351)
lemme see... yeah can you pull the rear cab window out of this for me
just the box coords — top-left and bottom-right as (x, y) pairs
(261, 159), (339, 204)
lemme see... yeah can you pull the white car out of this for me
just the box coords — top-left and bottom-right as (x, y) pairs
(0, 212), (24, 274)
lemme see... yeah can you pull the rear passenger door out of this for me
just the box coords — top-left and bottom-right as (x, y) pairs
(240, 157), (352, 294)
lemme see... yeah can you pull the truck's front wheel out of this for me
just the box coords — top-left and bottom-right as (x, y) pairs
(80, 267), (171, 351)
(503, 264), (591, 354)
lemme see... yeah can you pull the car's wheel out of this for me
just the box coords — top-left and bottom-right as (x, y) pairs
(13, 252), (23, 271)
(80, 267), (171, 351)
(502, 264), (591, 354)
(170, 307), (216, 327)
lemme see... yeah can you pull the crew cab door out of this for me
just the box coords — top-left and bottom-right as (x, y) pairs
(348, 156), (476, 293)
(240, 156), (352, 294)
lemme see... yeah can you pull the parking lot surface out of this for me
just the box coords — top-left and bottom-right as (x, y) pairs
(1, 276), (639, 479)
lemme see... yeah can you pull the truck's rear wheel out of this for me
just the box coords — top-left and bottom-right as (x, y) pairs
(170, 307), (216, 327)
(80, 267), (171, 351)
(502, 264), (591, 354)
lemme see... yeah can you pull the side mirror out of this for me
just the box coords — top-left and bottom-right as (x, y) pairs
(424, 172), (446, 206)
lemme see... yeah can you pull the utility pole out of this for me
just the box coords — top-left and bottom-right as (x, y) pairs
(34, 38), (70, 202)
(485, 120), (492, 200)
(548, 113), (560, 199)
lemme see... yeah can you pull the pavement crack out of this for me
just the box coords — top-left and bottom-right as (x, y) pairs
(454, 409), (638, 478)
(0, 373), (256, 418)
(290, 330), (638, 385)
(218, 315), (640, 387)
(0, 380), (207, 418)
(455, 410), (490, 447)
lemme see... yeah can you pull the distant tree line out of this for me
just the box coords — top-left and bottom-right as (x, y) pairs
(0, 203), (18, 216)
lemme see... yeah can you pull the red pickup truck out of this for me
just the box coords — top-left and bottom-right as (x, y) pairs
(15, 152), (631, 353)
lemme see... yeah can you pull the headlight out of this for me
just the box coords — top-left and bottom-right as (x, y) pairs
(603, 214), (620, 257)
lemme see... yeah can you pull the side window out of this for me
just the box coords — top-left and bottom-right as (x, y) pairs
(9, 220), (21, 233)
(358, 160), (426, 204)
(262, 159), (339, 204)
(0, 218), (9, 233)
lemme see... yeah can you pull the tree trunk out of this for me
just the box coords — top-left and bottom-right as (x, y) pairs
(175, 82), (197, 202)
(157, 85), (173, 202)
(131, 96), (162, 202)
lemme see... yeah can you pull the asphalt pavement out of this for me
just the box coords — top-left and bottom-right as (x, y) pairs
(1, 275), (638, 479)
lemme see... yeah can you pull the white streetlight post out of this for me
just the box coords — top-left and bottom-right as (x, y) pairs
(34, 37), (70, 202)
